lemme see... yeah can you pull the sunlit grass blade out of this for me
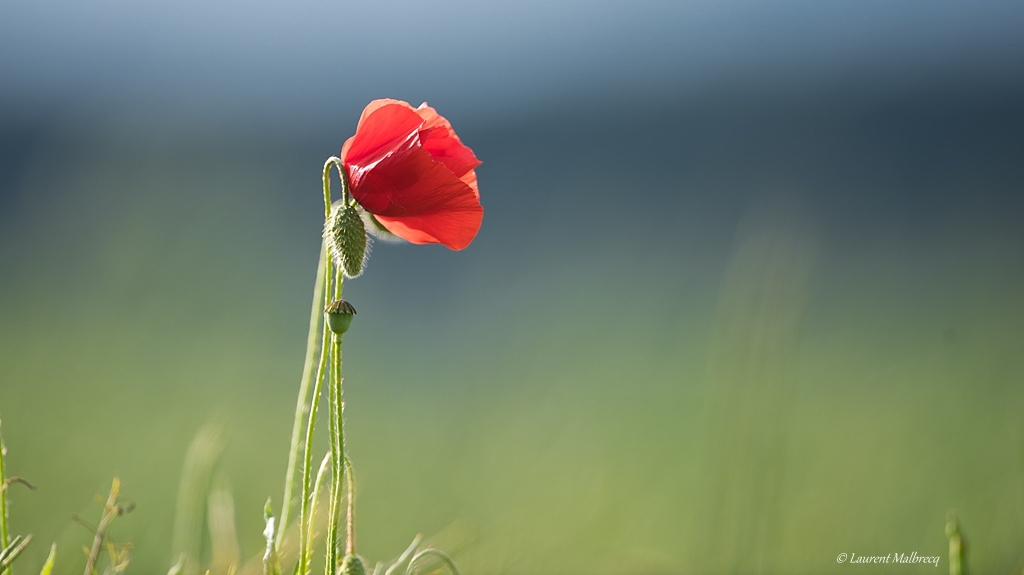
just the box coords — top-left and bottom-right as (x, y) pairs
(946, 510), (966, 575)
(302, 452), (331, 573)
(279, 244), (326, 551)
(208, 481), (240, 575)
(263, 499), (280, 575)
(383, 535), (421, 575)
(171, 426), (224, 575)
(38, 543), (56, 575)
(404, 549), (459, 575)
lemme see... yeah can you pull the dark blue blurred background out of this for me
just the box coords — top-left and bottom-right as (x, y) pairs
(1, 1), (1023, 574)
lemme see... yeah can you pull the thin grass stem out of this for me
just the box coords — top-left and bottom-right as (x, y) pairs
(0, 535), (31, 570)
(83, 478), (121, 575)
(404, 550), (460, 575)
(279, 244), (327, 549)
(326, 336), (343, 575)
(296, 268), (331, 575)
(383, 535), (421, 575)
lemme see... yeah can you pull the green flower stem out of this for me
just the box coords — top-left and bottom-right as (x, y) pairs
(296, 260), (331, 575)
(296, 157), (348, 575)
(323, 157), (350, 211)
(326, 335), (343, 575)
(291, 157), (354, 575)
(323, 160), (336, 217)
(328, 228), (347, 573)
(323, 158), (350, 574)
(278, 244), (326, 550)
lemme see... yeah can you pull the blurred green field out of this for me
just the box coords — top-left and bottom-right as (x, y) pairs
(1, 98), (1023, 575)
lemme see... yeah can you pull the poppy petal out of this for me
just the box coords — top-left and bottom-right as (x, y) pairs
(342, 100), (421, 160)
(363, 98), (416, 125)
(414, 103), (481, 178)
(413, 103), (450, 130)
(418, 125), (481, 178)
(340, 99), (484, 251)
(350, 142), (482, 250)
(342, 103), (424, 168)
(460, 169), (480, 199)
(374, 209), (482, 250)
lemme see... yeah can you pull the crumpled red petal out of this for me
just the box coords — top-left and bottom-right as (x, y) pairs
(414, 104), (481, 178)
(460, 169), (480, 199)
(342, 103), (422, 169)
(341, 101), (483, 250)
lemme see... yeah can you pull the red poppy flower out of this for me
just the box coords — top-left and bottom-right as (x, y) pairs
(340, 99), (483, 251)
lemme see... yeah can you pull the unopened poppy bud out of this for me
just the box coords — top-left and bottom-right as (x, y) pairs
(326, 299), (357, 335)
(338, 554), (366, 575)
(326, 202), (370, 278)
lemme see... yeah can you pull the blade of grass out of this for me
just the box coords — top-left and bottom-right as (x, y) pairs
(0, 536), (23, 565)
(171, 426), (224, 575)
(0, 535), (32, 570)
(383, 535), (421, 575)
(278, 245), (326, 550)
(83, 480), (119, 575)
(404, 550), (459, 575)
(304, 452), (331, 572)
(263, 500), (280, 575)
(38, 543), (56, 575)
(296, 266), (331, 575)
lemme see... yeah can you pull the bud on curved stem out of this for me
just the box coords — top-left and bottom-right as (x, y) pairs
(296, 156), (367, 575)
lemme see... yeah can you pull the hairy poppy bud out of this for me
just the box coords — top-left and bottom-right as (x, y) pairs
(326, 201), (370, 278)
(339, 554), (366, 575)
(326, 299), (357, 335)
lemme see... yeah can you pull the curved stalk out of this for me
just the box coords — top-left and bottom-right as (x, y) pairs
(296, 157), (348, 575)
